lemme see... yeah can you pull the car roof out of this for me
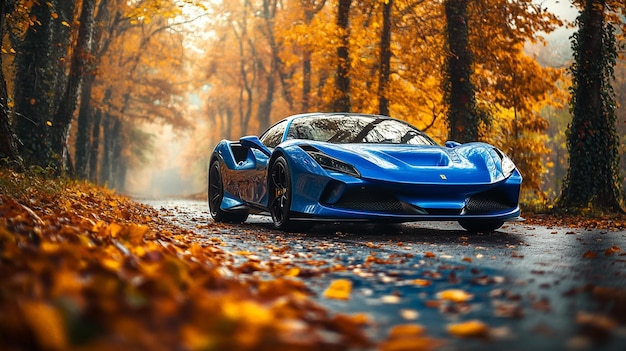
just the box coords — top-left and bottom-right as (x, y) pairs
(283, 112), (393, 123)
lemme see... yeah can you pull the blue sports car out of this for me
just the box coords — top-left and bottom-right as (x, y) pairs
(208, 113), (522, 232)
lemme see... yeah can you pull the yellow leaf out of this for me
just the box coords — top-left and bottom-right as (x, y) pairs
(126, 223), (149, 244)
(61, 21), (70, 27)
(21, 301), (68, 349)
(40, 242), (61, 253)
(101, 258), (122, 271)
(284, 267), (300, 277)
(447, 320), (489, 338)
(323, 279), (352, 300)
(107, 223), (123, 238)
(437, 289), (473, 303)
(181, 324), (215, 351)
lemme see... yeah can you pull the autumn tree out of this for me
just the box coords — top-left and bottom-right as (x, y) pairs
(300, 0), (326, 112)
(444, 0), (479, 143)
(12, 0), (75, 168)
(558, 0), (624, 211)
(333, 0), (351, 112)
(51, 0), (97, 173)
(378, 0), (392, 116)
(75, 0), (115, 180)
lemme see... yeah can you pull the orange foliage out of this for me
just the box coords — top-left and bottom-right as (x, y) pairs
(0, 169), (372, 350)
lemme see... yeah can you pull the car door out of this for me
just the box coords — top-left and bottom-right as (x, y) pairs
(241, 120), (288, 207)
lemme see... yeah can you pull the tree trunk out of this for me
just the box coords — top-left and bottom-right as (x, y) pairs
(333, 0), (351, 112)
(74, 73), (97, 179)
(0, 0), (19, 164)
(444, 0), (478, 143)
(88, 108), (102, 183)
(100, 113), (113, 186)
(558, 0), (623, 211)
(378, 0), (392, 116)
(300, 0), (326, 111)
(51, 0), (96, 173)
(12, 1), (58, 167)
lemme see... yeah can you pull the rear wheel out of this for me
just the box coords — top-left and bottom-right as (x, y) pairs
(208, 160), (248, 223)
(458, 220), (504, 233)
(269, 156), (293, 230)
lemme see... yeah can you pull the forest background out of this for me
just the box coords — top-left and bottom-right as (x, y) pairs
(0, 0), (625, 209)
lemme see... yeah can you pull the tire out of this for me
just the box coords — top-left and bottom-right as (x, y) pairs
(458, 220), (504, 233)
(208, 160), (248, 223)
(268, 156), (294, 230)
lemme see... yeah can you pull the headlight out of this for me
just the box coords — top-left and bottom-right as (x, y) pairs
(306, 150), (361, 178)
(494, 148), (516, 177)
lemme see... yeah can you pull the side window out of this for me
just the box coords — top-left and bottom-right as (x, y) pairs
(259, 120), (287, 148)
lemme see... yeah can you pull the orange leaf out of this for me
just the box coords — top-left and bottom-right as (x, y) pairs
(605, 246), (621, 256)
(21, 301), (68, 349)
(447, 320), (489, 338)
(412, 279), (431, 287)
(107, 223), (123, 238)
(583, 251), (597, 259)
(388, 324), (426, 338)
(126, 223), (149, 244)
(437, 289), (473, 303)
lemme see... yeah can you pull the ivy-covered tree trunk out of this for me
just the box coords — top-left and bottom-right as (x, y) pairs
(558, 0), (623, 211)
(378, 0), (392, 116)
(12, 1), (58, 167)
(444, 0), (478, 143)
(333, 0), (351, 112)
(0, 0), (19, 164)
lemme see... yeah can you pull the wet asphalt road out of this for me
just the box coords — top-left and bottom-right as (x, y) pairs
(142, 199), (626, 351)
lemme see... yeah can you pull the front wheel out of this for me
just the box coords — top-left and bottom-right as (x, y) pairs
(208, 160), (248, 223)
(458, 220), (504, 233)
(268, 156), (293, 230)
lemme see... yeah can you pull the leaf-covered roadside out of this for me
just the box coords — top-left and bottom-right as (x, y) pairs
(523, 211), (626, 231)
(0, 169), (371, 351)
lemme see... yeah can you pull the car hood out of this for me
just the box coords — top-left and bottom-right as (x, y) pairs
(305, 142), (508, 184)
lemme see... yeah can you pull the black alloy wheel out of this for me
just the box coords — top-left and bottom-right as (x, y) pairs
(208, 160), (248, 223)
(269, 156), (293, 230)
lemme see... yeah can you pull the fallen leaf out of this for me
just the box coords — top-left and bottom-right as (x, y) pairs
(437, 289), (473, 303)
(323, 279), (352, 300)
(447, 320), (489, 338)
(388, 324), (426, 338)
(21, 301), (68, 350)
(604, 246), (621, 256)
(583, 251), (597, 259)
(412, 279), (431, 287)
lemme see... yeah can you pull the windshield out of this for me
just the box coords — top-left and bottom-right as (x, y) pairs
(286, 115), (436, 145)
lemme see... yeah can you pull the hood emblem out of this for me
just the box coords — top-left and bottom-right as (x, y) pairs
(440, 174), (447, 180)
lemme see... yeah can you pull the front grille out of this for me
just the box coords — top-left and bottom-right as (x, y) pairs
(465, 191), (513, 214)
(326, 188), (405, 213)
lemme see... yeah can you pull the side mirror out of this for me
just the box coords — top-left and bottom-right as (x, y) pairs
(240, 135), (271, 156)
(445, 141), (461, 148)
